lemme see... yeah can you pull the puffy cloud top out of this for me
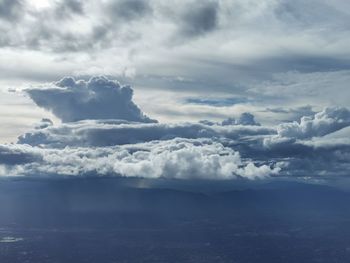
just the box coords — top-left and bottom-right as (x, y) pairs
(277, 107), (350, 139)
(0, 138), (280, 179)
(26, 76), (157, 123)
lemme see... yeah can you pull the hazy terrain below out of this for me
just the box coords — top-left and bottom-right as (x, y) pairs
(1, 178), (350, 263)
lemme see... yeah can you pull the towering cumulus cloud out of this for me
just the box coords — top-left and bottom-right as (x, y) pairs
(27, 76), (157, 123)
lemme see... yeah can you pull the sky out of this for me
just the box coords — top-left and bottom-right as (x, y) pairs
(0, 0), (350, 183)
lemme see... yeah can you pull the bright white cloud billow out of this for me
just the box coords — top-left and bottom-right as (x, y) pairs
(277, 107), (350, 139)
(0, 138), (280, 179)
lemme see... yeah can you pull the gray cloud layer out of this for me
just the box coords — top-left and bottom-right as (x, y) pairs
(18, 119), (273, 148)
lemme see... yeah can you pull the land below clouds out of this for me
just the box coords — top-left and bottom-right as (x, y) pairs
(1, 177), (350, 263)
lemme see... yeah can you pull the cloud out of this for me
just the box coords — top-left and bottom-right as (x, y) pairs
(0, 0), (24, 21)
(107, 0), (152, 21)
(4, 104), (350, 179)
(0, 1), (349, 185)
(263, 106), (316, 122)
(199, 112), (261, 126)
(0, 138), (280, 179)
(5, 75), (350, 180)
(178, 1), (219, 38)
(222, 112), (260, 126)
(277, 107), (350, 139)
(263, 107), (350, 155)
(26, 76), (157, 123)
(253, 107), (350, 177)
(1, 0), (350, 118)
(0, 144), (41, 165)
(186, 97), (249, 107)
(35, 118), (53, 129)
(18, 119), (274, 148)
(307, 126), (350, 148)
(55, 0), (84, 18)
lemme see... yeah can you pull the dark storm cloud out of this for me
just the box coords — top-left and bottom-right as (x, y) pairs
(26, 76), (157, 123)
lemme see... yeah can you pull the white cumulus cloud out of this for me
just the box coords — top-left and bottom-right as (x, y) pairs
(26, 76), (157, 123)
(277, 107), (350, 139)
(0, 138), (280, 179)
